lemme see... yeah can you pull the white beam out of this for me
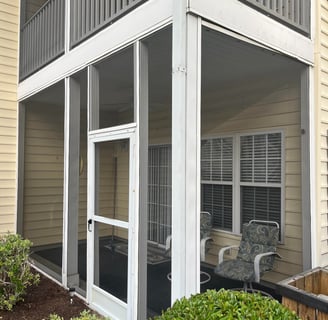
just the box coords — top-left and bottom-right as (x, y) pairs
(171, 1), (201, 302)
(190, 0), (314, 65)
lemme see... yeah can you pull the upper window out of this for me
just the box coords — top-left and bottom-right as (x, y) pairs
(239, 133), (282, 231)
(201, 137), (233, 231)
(240, 133), (282, 184)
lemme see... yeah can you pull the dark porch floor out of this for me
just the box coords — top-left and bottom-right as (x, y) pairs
(30, 240), (281, 316)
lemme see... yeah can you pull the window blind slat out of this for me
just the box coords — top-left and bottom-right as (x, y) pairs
(202, 184), (233, 231)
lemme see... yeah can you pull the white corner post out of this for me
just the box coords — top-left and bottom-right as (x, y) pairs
(16, 102), (26, 235)
(63, 76), (81, 288)
(171, 1), (202, 303)
(301, 66), (316, 270)
(302, 65), (318, 269)
(134, 41), (149, 320)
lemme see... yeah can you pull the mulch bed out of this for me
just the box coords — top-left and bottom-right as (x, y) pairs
(0, 273), (94, 320)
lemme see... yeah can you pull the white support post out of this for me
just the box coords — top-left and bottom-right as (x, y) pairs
(301, 66), (317, 269)
(86, 65), (100, 303)
(301, 66), (315, 270)
(63, 76), (81, 288)
(172, 1), (202, 303)
(16, 103), (26, 235)
(134, 41), (149, 320)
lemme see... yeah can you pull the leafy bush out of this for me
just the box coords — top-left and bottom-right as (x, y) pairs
(49, 309), (110, 320)
(0, 233), (40, 310)
(153, 289), (300, 320)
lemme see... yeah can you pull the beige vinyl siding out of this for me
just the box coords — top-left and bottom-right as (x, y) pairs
(0, 0), (19, 234)
(201, 75), (302, 282)
(23, 103), (64, 246)
(316, 0), (328, 266)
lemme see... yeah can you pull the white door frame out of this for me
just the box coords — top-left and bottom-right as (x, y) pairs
(87, 124), (138, 320)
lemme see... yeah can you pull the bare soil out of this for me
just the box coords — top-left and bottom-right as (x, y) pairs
(0, 273), (95, 320)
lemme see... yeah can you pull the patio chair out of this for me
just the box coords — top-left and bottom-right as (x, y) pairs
(165, 211), (213, 284)
(214, 220), (281, 290)
(165, 211), (213, 262)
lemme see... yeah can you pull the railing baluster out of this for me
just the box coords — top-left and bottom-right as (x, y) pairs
(46, 5), (49, 61)
(95, 0), (99, 28)
(111, 0), (116, 17)
(76, 0), (80, 44)
(100, 0), (105, 24)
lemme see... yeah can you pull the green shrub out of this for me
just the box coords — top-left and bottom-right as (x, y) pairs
(153, 289), (300, 320)
(0, 233), (40, 310)
(49, 309), (110, 320)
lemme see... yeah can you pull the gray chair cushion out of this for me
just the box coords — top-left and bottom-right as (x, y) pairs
(237, 222), (279, 269)
(214, 259), (269, 282)
(215, 221), (279, 283)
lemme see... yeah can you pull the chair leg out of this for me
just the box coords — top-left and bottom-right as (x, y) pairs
(243, 282), (253, 291)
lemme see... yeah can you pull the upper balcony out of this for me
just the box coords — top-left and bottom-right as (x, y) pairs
(19, 0), (311, 81)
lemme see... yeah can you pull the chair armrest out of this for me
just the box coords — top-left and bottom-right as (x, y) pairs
(218, 245), (239, 264)
(165, 235), (172, 253)
(200, 237), (213, 262)
(254, 252), (282, 283)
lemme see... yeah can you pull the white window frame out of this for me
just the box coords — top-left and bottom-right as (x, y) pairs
(201, 130), (285, 239)
(200, 135), (234, 231)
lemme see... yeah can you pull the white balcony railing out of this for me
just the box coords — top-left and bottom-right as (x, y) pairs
(19, 0), (310, 80)
(20, 0), (65, 80)
(70, 0), (146, 47)
(20, 0), (146, 79)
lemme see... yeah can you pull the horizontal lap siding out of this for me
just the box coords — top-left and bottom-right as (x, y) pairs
(317, 1), (328, 266)
(201, 75), (302, 282)
(0, 0), (18, 234)
(23, 103), (64, 246)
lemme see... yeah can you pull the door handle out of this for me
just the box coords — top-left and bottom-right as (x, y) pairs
(88, 219), (92, 232)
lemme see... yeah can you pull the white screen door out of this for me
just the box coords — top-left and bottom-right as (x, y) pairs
(87, 126), (137, 320)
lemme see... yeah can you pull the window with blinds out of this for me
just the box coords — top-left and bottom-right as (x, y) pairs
(240, 133), (282, 231)
(201, 137), (233, 231)
(148, 131), (283, 238)
(148, 145), (172, 245)
(240, 133), (281, 184)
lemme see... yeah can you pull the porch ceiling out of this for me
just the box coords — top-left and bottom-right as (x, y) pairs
(25, 27), (301, 109)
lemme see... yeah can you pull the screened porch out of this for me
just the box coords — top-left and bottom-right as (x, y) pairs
(19, 24), (307, 316)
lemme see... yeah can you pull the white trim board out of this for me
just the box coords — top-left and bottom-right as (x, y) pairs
(191, 0), (314, 65)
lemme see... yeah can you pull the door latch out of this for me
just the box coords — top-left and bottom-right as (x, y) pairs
(88, 219), (92, 232)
